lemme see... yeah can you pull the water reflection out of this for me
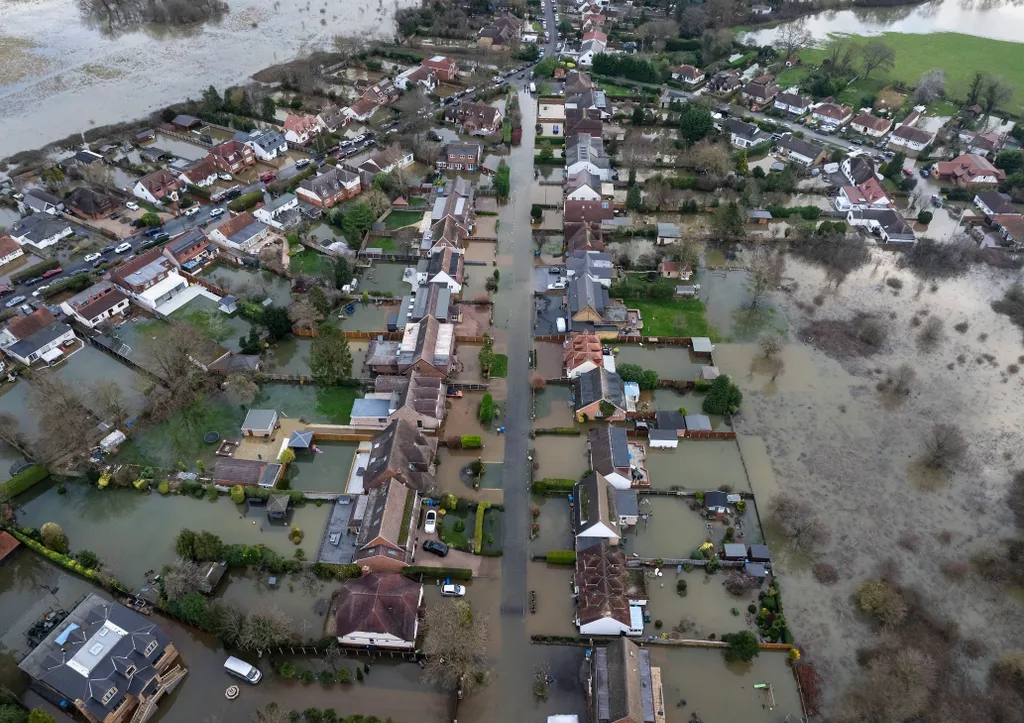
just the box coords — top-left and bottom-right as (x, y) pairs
(76, 0), (227, 37)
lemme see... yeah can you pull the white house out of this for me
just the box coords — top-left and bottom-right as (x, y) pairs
(575, 543), (646, 637)
(850, 113), (892, 138)
(209, 212), (270, 252)
(889, 124), (934, 154)
(773, 92), (811, 116)
(566, 171), (602, 201)
(8, 215), (73, 250)
(177, 157), (220, 188)
(834, 177), (890, 212)
(722, 118), (769, 149)
(811, 102), (853, 127)
(588, 426), (633, 490)
(565, 134), (610, 180)
(0, 309), (77, 366)
(283, 114), (321, 145)
(671, 64), (704, 86)
(22, 189), (63, 216)
(847, 208), (916, 243)
(332, 573), (422, 649)
(0, 236), (25, 267)
(239, 129), (288, 161)
(574, 473), (621, 546)
(417, 246), (464, 294)
(253, 193), (299, 230)
(59, 282), (130, 329)
(576, 38), (607, 67)
(133, 169), (181, 205)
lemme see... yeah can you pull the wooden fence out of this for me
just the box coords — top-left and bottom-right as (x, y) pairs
(291, 327), (402, 340)
(180, 270), (229, 296)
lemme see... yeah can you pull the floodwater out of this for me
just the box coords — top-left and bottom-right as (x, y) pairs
(626, 496), (710, 559)
(0, 0), (418, 159)
(54, 344), (149, 417)
(640, 568), (759, 640)
(265, 336), (312, 375)
(361, 262), (413, 297)
(613, 345), (707, 381)
(287, 440), (358, 491)
(147, 133), (207, 161)
(644, 441), (750, 493)
(202, 264), (293, 306)
(253, 382), (359, 424)
(701, 269), (787, 343)
(338, 301), (393, 332)
(744, 0), (1024, 45)
(0, 380), (40, 439)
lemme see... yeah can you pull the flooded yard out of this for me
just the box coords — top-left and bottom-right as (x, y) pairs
(701, 268), (787, 343)
(252, 383), (360, 425)
(202, 264), (293, 306)
(533, 434), (587, 482)
(525, 561), (578, 636)
(625, 496), (709, 559)
(533, 385), (574, 426)
(613, 345), (706, 382)
(171, 295), (253, 352)
(338, 301), (393, 332)
(56, 345), (149, 417)
(360, 262), (410, 296)
(288, 441), (358, 492)
(642, 569), (759, 639)
(0, 380), (39, 439)
(644, 441), (750, 493)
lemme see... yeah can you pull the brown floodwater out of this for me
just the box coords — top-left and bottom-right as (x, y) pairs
(613, 345), (706, 382)
(644, 441), (750, 493)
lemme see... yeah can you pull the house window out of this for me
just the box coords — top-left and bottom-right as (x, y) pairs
(101, 687), (119, 705)
(125, 664), (137, 677)
(144, 640), (159, 656)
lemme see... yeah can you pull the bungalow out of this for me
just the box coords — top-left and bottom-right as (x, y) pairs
(0, 236), (25, 267)
(850, 113), (892, 138)
(566, 134), (610, 179)
(671, 64), (704, 86)
(658, 260), (692, 280)
(706, 70), (742, 94)
(213, 458), (283, 487)
(437, 142), (482, 172)
(296, 167), (362, 208)
(888, 124), (934, 155)
(177, 156), (220, 188)
(63, 187), (119, 219)
(253, 193), (300, 230)
(109, 248), (189, 311)
(933, 154), (1005, 187)
(835, 177), (890, 212)
(723, 118), (769, 149)
(23, 189), (63, 216)
(331, 573), (422, 647)
(370, 371), (446, 430)
(847, 208), (916, 243)
(133, 169), (181, 204)
(974, 191), (1018, 217)
(283, 114), (321, 145)
(994, 214), (1024, 245)
(656, 222), (682, 246)
(209, 212), (270, 251)
(659, 88), (689, 110)
(573, 367), (626, 422)
(566, 171), (603, 202)
(0, 308), (77, 365)
(960, 130), (1004, 157)
(238, 129), (288, 161)
(774, 133), (826, 167)
(585, 638), (665, 723)
(208, 139), (255, 174)
(172, 114), (202, 130)
(346, 147), (414, 188)
(574, 472), (621, 546)
(9, 215), (74, 250)
(162, 228), (212, 270)
(583, 29), (608, 44)
(773, 92), (812, 116)
(812, 102), (853, 127)
(564, 332), (605, 378)
(589, 425), (646, 489)
(567, 249), (614, 287)
(362, 419), (437, 492)
(59, 282), (130, 328)
(241, 408), (279, 437)
(443, 102), (504, 135)
(343, 82), (398, 123)
(574, 542), (646, 636)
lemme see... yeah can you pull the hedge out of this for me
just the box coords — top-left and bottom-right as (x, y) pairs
(531, 478), (576, 496)
(228, 191), (264, 213)
(6, 526), (118, 588)
(403, 566), (473, 580)
(537, 137), (566, 146)
(11, 259), (60, 284)
(534, 427), (580, 436)
(461, 435), (482, 449)
(765, 204), (821, 221)
(546, 550), (577, 564)
(41, 273), (94, 299)
(473, 502), (490, 554)
(533, 156), (563, 165)
(0, 464), (49, 502)
(187, 183), (211, 200)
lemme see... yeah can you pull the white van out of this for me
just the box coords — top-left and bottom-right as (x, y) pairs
(224, 656), (262, 684)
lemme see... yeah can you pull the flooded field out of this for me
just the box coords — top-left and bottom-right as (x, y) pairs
(253, 383), (360, 425)
(116, 394), (243, 468)
(644, 441), (750, 493)
(0, 380), (39, 439)
(625, 496), (709, 559)
(642, 569), (758, 639)
(265, 336), (312, 376)
(701, 268), (787, 343)
(172, 295), (253, 352)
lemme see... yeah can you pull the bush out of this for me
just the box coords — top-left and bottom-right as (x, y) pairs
(157, 480), (170, 495)
(318, 670), (335, 684)
(478, 394), (495, 425)
(336, 668), (351, 683)
(702, 375), (742, 415)
(533, 427), (580, 436)
(0, 464), (49, 502)
(454, 519), (466, 532)
(461, 435), (482, 449)
(676, 579), (687, 596)
(299, 669), (316, 684)
(473, 502), (490, 554)
(278, 662), (297, 678)
(40, 273), (94, 300)
(531, 478), (576, 496)
(917, 210), (933, 224)
(229, 485), (245, 504)
(228, 191), (264, 213)
(402, 566), (473, 580)
(546, 550), (577, 564)
(11, 259), (60, 284)
(721, 630), (760, 663)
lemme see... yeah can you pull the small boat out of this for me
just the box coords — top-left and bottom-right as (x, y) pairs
(122, 597), (153, 616)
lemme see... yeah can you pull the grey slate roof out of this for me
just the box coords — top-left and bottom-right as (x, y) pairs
(567, 250), (613, 283)
(655, 410), (685, 430)
(168, 228), (208, 255)
(593, 638), (649, 723)
(574, 471), (616, 536)
(775, 133), (824, 161)
(684, 414), (712, 431)
(590, 425), (630, 473)
(566, 133), (609, 170)
(24, 188), (62, 212)
(300, 167), (359, 199)
(615, 489), (639, 518)
(11, 214), (71, 244)
(568, 275), (608, 316)
(647, 429), (678, 443)
(351, 397), (393, 419)
(574, 368), (625, 411)
(242, 409), (277, 431)
(723, 118), (768, 143)
(656, 222), (681, 239)
(9, 322), (72, 359)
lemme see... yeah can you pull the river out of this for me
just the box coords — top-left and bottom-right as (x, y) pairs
(0, 0), (417, 160)
(743, 0), (1024, 45)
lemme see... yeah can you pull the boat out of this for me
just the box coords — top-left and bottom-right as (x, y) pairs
(122, 596), (153, 616)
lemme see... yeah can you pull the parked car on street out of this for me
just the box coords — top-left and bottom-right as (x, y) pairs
(5, 295), (26, 308)
(114, 242), (132, 253)
(31, 285), (50, 298)
(84, 253), (101, 262)
(422, 540), (449, 557)
(42, 268), (62, 279)
(210, 207), (225, 218)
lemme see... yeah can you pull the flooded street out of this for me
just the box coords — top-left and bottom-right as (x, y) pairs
(0, 0), (418, 158)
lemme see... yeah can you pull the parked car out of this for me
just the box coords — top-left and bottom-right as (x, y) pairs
(441, 584), (466, 597)
(23, 277), (44, 286)
(125, 201), (139, 211)
(422, 540), (449, 557)
(902, 168), (914, 177)
(218, 172), (232, 181)
(41, 268), (62, 279)
(31, 285), (50, 298)
(548, 280), (566, 290)
(92, 258), (105, 269)
(183, 206), (200, 217)
(210, 207), (225, 218)
(114, 242), (132, 253)
(295, 158), (311, 169)
(424, 509), (437, 534)
(919, 168), (931, 177)
(446, 389), (463, 398)
(0, 286), (14, 299)
(144, 226), (164, 236)
(260, 172), (276, 183)
(5, 295), (26, 308)
(99, 245), (115, 254)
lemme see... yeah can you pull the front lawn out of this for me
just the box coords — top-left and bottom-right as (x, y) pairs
(439, 508), (472, 548)
(384, 210), (425, 230)
(634, 297), (718, 340)
(490, 354), (509, 378)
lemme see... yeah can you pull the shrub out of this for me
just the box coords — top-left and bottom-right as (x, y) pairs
(461, 435), (482, 449)
(813, 563), (839, 584)
(454, 519), (466, 532)
(721, 630), (760, 663)
(157, 480), (170, 495)
(735, 500), (747, 514)
(356, 668), (364, 682)
(702, 375), (742, 415)
(40, 522), (67, 553)
(676, 579), (687, 596)
(546, 550), (576, 564)
(533, 427), (580, 436)
(0, 464), (49, 502)
(229, 190), (265, 213)
(748, 603), (757, 614)
(303, 708), (322, 723)
(402, 566), (473, 580)
(299, 669), (316, 684)
(917, 210), (933, 224)
(336, 668), (351, 683)
(531, 478), (576, 497)
(478, 394), (495, 424)
(473, 503), (490, 554)
(318, 670), (335, 684)
(229, 485), (245, 504)
(278, 662), (297, 679)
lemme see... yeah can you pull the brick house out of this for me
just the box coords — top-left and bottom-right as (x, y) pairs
(437, 142), (482, 172)
(133, 170), (181, 204)
(573, 367), (626, 422)
(296, 167), (362, 208)
(208, 140), (255, 175)
(422, 55), (459, 81)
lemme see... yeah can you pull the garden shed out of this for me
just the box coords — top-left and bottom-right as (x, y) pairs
(744, 561), (767, 582)
(748, 544), (771, 563)
(723, 543), (747, 561)
(647, 429), (678, 449)
(242, 409), (279, 438)
(267, 494), (290, 520)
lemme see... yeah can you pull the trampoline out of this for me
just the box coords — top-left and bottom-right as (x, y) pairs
(343, 304), (356, 314)
(203, 431), (220, 444)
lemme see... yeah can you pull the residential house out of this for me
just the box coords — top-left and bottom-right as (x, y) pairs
(975, 191), (1018, 217)
(812, 102), (853, 127)
(565, 200), (614, 226)
(656, 222), (682, 246)
(63, 187), (119, 219)
(994, 215), (1024, 246)
(9, 215), (73, 250)
(177, 156), (219, 188)
(437, 142), (482, 172)
(847, 208), (916, 243)
(253, 193), (300, 230)
(162, 228), (212, 270)
(430, 178), (474, 227)
(422, 217), (469, 257)
(888, 124), (934, 155)
(567, 249), (614, 287)
(209, 212), (270, 252)
(23, 188), (63, 215)
(566, 134), (610, 179)
(585, 638), (665, 723)
(723, 118), (769, 149)
(658, 261), (692, 280)
(566, 90), (611, 120)
(213, 458), (283, 487)
(583, 29), (608, 44)
(835, 177), (890, 212)
(850, 113), (892, 138)
(133, 170), (181, 204)
(422, 55), (458, 81)
(566, 171), (604, 201)
(740, 79), (780, 108)
(419, 246), (464, 293)
(565, 107), (605, 137)
(330, 573), (422, 647)
(364, 309), (456, 377)
(395, 65), (438, 92)
(283, 114), (321, 145)
(774, 133), (826, 167)
(109, 248), (189, 311)
(477, 16), (521, 50)
(933, 154), (1005, 187)
(575, 472), (621, 545)
(238, 129), (288, 161)
(567, 275), (616, 333)
(0, 236), (25, 267)
(18, 594), (186, 723)
(564, 332), (605, 378)
(588, 425), (647, 489)
(574, 542), (646, 636)
(564, 221), (605, 254)
(346, 147), (414, 188)
(773, 92), (812, 116)
(659, 88), (689, 110)
(565, 71), (595, 96)
(577, 38), (607, 67)
(362, 419), (437, 492)
(208, 139), (256, 174)
(960, 130), (1004, 157)
(671, 64), (704, 85)
(841, 155), (876, 185)
(707, 70), (742, 94)
(59, 282), (130, 329)
(296, 167), (362, 208)
(316, 105), (349, 133)
(0, 308), (77, 366)
(615, 489), (639, 529)
(371, 371), (447, 430)
(573, 367), (626, 422)
(343, 81), (398, 123)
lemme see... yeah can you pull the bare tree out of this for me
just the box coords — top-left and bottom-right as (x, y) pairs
(0, 411), (31, 457)
(759, 334), (783, 359)
(846, 647), (936, 723)
(252, 702), (290, 723)
(914, 69), (946, 105)
(163, 559), (206, 602)
(89, 380), (128, 423)
(724, 570), (759, 595)
(746, 241), (785, 308)
(421, 600), (489, 695)
(619, 133), (657, 172)
(966, 70), (986, 106)
(145, 321), (211, 403)
(363, 187), (390, 218)
(332, 35), (369, 57)
(886, 364), (916, 396)
(28, 371), (96, 464)
(239, 605), (293, 651)
(916, 316), (944, 351)
(768, 357), (786, 382)
(860, 40), (896, 79)
(922, 423), (968, 471)
(288, 299), (322, 330)
(80, 162), (115, 189)
(224, 374), (258, 407)
(823, 38), (857, 75)
(686, 139), (732, 180)
(769, 493), (829, 553)
(982, 75), (1014, 116)
(643, 179), (672, 211)
(533, 662), (551, 699)
(774, 19), (811, 59)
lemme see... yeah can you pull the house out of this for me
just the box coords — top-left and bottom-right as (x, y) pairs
(283, 114), (321, 145)
(703, 490), (729, 518)
(566, 107), (605, 137)
(422, 55), (458, 81)
(23, 188), (63, 215)
(585, 638), (665, 723)
(0, 530), (19, 565)
(241, 409), (278, 437)
(722, 118), (769, 149)
(573, 368), (626, 422)
(420, 246), (464, 293)
(975, 191), (1018, 217)
(583, 29), (608, 44)
(659, 88), (689, 110)
(850, 113), (892, 138)
(615, 489), (639, 528)
(238, 129), (288, 161)
(566, 171), (604, 201)
(773, 92), (812, 116)
(566, 90), (611, 120)
(671, 64), (704, 85)
(933, 154), (1006, 187)
(564, 221), (605, 254)
(213, 458), (283, 487)
(346, 147), (414, 187)
(394, 283), (456, 326)
(740, 80), (780, 108)
(565, 200), (614, 225)
(841, 155), (876, 185)
(253, 193), (300, 230)
(395, 65), (438, 92)
(567, 250), (614, 286)
(747, 209), (772, 224)
(577, 38), (607, 67)
(64, 187), (119, 219)
(566, 134), (610, 179)
(343, 81), (399, 123)
(59, 282), (130, 329)
(9, 215), (74, 250)
(1, 308), (76, 366)
(574, 542), (646, 636)
(431, 177), (474, 227)
(133, 170), (181, 204)
(316, 105), (349, 133)
(847, 208), (916, 243)
(330, 573), (422, 647)
(437, 142), (482, 172)
(477, 15), (521, 50)
(751, 3), (772, 13)
(707, 70), (742, 94)
(177, 156), (220, 188)
(365, 316), (455, 377)
(658, 261), (692, 280)
(574, 472), (621, 545)
(362, 419), (437, 492)
(208, 139), (255, 174)
(960, 130), (1004, 157)
(812, 102), (853, 127)
(656, 222), (682, 246)
(351, 479), (420, 571)
(565, 71), (595, 96)
(567, 275), (609, 324)
(889, 124), (934, 155)
(209, 212), (269, 251)
(590, 425), (647, 489)
(564, 332), (605, 378)
(443, 101), (504, 135)
(0, 308), (58, 349)
(835, 177), (890, 212)
(0, 236), (25, 267)
(371, 371), (447, 430)
(774, 133), (826, 167)
(994, 215), (1024, 245)
(162, 228), (212, 270)
(296, 167), (362, 208)
(19, 594), (186, 723)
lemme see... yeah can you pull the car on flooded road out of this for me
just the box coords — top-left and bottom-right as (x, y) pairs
(441, 584), (466, 597)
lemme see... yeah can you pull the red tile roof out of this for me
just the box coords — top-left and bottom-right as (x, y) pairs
(852, 113), (892, 133)
(0, 235), (21, 259)
(0, 531), (19, 563)
(6, 308), (57, 341)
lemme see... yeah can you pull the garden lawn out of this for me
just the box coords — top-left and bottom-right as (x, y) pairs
(440, 509), (472, 548)
(490, 354), (509, 378)
(635, 298), (718, 340)
(799, 31), (1024, 107)
(384, 210), (425, 230)
(290, 249), (333, 277)
(313, 386), (361, 424)
(367, 236), (395, 251)
(775, 66), (812, 88)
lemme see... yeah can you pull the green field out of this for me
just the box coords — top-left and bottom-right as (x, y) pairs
(634, 298), (719, 340)
(798, 31), (1024, 108)
(490, 354), (508, 378)
(384, 210), (425, 230)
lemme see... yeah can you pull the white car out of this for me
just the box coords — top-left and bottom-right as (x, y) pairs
(218, 172), (232, 181)
(183, 206), (200, 217)
(441, 584), (466, 597)
(125, 201), (139, 211)
(548, 280), (566, 290)
(210, 207), (225, 218)
(424, 509), (437, 534)
(114, 242), (132, 253)
(83, 252), (101, 262)
(31, 285), (49, 298)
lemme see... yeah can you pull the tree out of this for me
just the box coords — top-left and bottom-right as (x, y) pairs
(966, 70), (986, 106)
(279, 448), (295, 465)
(224, 373), (258, 406)
(260, 306), (292, 341)
(721, 630), (760, 663)
(28, 371), (96, 464)
(163, 559), (206, 601)
(914, 69), (946, 104)
(333, 257), (352, 289)
(29, 710), (57, 723)
(687, 140), (732, 179)
(139, 212), (161, 227)
(769, 493), (829, 552)
(89, 380), (128, 422)
(193, 530), (224, 560)
(857, 579), (908, 628)
(759, 334), (782, 359)
(626, 185), (642, 211)
(0, 705), (27, 723)
(922, 423), (968, 470)
(363, 188), (390, 218)
(982, 75), (1014, 115)
(620, 134), (657, 171)
(260, 96), (276, 120)
(702, 374), (742, 414)
(238, 327), (262, 354)
(175, 529), (198, 559)
(342, 202), (376, 238)
(307, 285), (331, 316)
(735, 149), (748, 176)
(421, 600), (489, 694)
(145, 321), (212, 413)
(746, 241), (784, 307)
(310, 323), (353, 385)
(493, 163), (511, 201)
(823, 37), (857, 75)
(679, 103), (714, 144)
(75, 549), (101, 570)
(617, 363), (659, 390)
(711, 201), (745, 239)
(230, 485), (245, 504)
(40, 522), (67, 553)
(774, 19), (811, 59)
(860, 40), (895, 79)
(240, 605), (293, 651)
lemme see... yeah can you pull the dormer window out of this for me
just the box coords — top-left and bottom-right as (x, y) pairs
(144, 640), (159, 656)
(101, 687), (118, 705)
(125, 664), (137, 677)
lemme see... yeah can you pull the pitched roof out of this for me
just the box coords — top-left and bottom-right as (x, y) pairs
(108, 248), (166, 289)
(564, 221), (604, 253)
(842, 177), (888, 205)
(813, 102), (853, 120)
(73, 286), (128, 322)
(589, 426), (630, 473)
(214, 211), (266, 244)
(574, 368), (625, 411)
(574, 472), (616, 535)
(0, 235), (20, 258)
(9, 322), (73, 359)
(333, 573), (420, 641)
(283, 114), (319, 135)
(179, 156), (218, 184)
(851, 113), (892, 132)
(5, 308), (56, 341)
(213, 458), (281, 486)
(355, 478), (413, 553)
(594, 638), (648, 723)
(774, 92), (811, 109)
(137, 169), (179, 193)
(723, 118), (765, 142)
(575, 542), (631, 627)
(935, 154), (1005, 182)
(64, 187), (118, 216)
(364, 419), (437, 492)
(775, 133), (824, 160)
(300, 167), (360, 198)
(10, 215), (72, 244)
(564, 332), (603, 370)
(564, 200), (613, 225)
(892, 124), (933, 144)
(673, 64), (702, 80)
(976, 191), (1018, 215)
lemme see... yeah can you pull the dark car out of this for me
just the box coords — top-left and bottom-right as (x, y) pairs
(23, 276), (44, 286)
(99, 245), (115, 254)
(144, 226), (164, 237)
(422, 540), (449, 557)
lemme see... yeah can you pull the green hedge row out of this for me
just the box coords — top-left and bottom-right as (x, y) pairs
(187, 183), (212, 200)
(11, 259), (60, 284)
(228, 191), (264, 213)
(41, 273), (94, 299)
(6, 526), (119, 587)
(533, 156), (563, 165)
(473, 502), (490, 555)
(0, 464), (49, 502)
(461, 435), (482, 449)
(403, 566), (473, 580)
(764, 204), (821, 221)
(531, 478), (576, 497)
(537, 136), (566, 146)
(534, 428), (580, 436)
(546, 550), (577, 564)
